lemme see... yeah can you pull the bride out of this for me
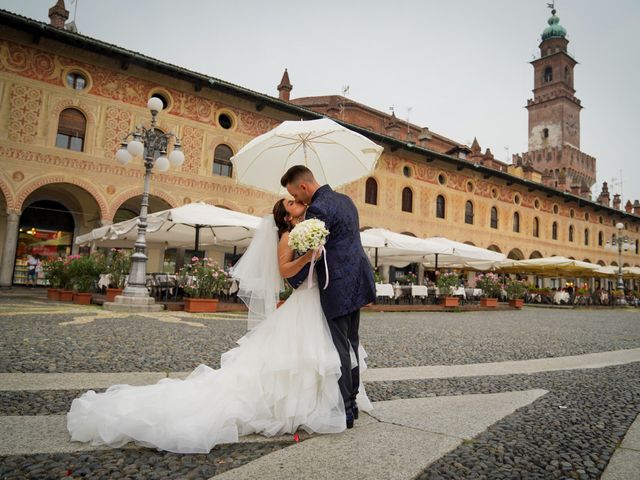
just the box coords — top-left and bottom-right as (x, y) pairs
(67, 198), (371, 454)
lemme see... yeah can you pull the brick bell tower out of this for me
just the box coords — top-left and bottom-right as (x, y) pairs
(520, 6), (596, 197)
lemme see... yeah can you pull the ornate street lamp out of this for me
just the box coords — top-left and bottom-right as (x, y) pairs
(605, 222), (630, 305)
(105, 97), (185, 312)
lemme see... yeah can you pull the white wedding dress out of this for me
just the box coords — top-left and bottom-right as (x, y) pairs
(67, 224), (372, 454)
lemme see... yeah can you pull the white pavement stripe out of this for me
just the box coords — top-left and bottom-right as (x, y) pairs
(0, 416), (298, 456)
(2, 348), (639, 392)
(0, 372), (169, 392)
(363, 348), (640, 382)
(210, 390), (547, 480)
(601, 413), (640, 480)
(0, 390), (546, 467)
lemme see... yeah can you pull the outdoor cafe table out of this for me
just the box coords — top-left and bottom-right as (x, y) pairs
(553, 291), (571, 304)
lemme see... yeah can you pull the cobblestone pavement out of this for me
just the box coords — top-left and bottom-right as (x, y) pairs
(0, 290), (638, 479)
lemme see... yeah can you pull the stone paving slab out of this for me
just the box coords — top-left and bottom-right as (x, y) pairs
(600, 448), (640, 480)
(363, 347), (640, 381)
(211, 389), (546, 480)
(369, 389), (548, 439)
(211, 421), (460, 480)
(601, 413), (640, 480)
(0, 372), (169, 392)
(0, 415), (303, 456)
(620, 413), (640, 451)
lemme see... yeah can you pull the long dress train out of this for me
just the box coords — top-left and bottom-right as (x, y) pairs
(67, 278), (371, 454)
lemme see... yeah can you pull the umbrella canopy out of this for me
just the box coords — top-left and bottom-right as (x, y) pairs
(76, 202), (261, 249)
(231, 118), (383, 194)
(421, 237), (506, 271)
(497, 256), (601, 277)
(360, 229), (452, 267)
(593, 265), (640, 279)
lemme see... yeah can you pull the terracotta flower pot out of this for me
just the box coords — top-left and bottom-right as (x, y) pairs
(442, 296), (459, 307)
(184, 298), (219, 313)
(59, 290), (74, 302)
(47, 288), (61, 301)
(509, 299), (524, 309)
(480, 297), (498, 308)
(73, 292), (92, 305)
(105, 288), (123, 302)
(276, 300), (286, 309)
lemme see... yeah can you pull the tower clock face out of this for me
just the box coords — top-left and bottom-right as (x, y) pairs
(565, 114), (578, 137)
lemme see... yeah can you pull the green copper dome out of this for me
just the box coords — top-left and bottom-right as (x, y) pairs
(541, 10), (567, 40)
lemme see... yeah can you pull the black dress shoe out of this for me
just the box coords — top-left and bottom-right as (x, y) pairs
(352, 403), (359, 420)
(346, 409), (354, 429)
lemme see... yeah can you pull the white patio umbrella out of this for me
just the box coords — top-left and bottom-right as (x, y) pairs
(497, 256), (601, 277)
(421, 237), (506, 271)
(231, 118), (384, 194)
(593, 265), (640, 279)
(360, 229), (453, 267)
(76, 202), (261, 250)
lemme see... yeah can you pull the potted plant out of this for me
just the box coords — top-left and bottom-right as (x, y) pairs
(436, 271), (461, 307)
(405, 272), (418, 285)
(68, 253), (104, 305)
(43, 257), (65, 300)
(180, 256), (228, 313)
(106, 249), (131, 302)
(475, 272), (502, 307)
(57, 256), (76, 302)
(505, 277), (527, 309)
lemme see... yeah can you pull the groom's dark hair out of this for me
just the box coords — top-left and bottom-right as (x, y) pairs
(280, 165), (315, 187)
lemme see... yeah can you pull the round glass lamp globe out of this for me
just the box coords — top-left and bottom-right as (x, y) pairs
(155, 155), (170, 172)
(116, 148), (132, 165)
(616, 222), (624, 230)
(147, 97), (164, 112)
(168, 149), (185, 166)
(127, 139), (144, 157)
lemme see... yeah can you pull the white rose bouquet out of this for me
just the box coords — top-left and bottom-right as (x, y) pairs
(288, 218), (329, 253)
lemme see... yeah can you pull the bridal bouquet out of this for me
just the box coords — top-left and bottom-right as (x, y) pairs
(288, 218), (329, 253)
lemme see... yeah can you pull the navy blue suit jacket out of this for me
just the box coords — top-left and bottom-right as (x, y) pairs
(287, 185), (375, 321)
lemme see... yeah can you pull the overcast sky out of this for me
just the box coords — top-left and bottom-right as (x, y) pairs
(3, 0), (639, 205)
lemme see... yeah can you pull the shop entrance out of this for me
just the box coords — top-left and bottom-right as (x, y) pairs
(13, 200), (74, 285)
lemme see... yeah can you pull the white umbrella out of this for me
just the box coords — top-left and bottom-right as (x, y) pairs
(76, 202), (261, 249)
(422, 237), (506, 271)
(360, 229), (452, 267)
(231, 118), (383, 194)
(497, 256), (601, 277)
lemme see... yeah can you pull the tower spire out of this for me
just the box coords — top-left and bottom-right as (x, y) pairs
(277, 69), (292, 102)
(48, 0), (69, 29)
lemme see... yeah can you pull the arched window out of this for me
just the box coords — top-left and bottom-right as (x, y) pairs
(544, 66), (553, 83)
(552, 221), (558, 240)
(365, 177), (377, 205)
(56, 108), (86, 151)
(584, 229), (589, 246)
(436, 195), (445, 219)
(490, 207), (498, 229)
(213, 144), (233, 177)
(636, 239), (639, 255)
(513, 212), (520, 233)
(464, 200), (473, 224)
(598, 231), (603, 246)
(401, 187), (413, 213)
(533, 217), (539, 238)
(569, 225), (574, 242)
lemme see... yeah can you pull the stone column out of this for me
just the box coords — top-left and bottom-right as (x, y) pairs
(0, 212), (20, 287)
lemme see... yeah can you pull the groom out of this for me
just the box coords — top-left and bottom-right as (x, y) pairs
(281, 165), (376, 428)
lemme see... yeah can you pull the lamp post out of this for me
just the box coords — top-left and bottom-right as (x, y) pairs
(104, 97), (185, 312)
(605, 222), (630, 305)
